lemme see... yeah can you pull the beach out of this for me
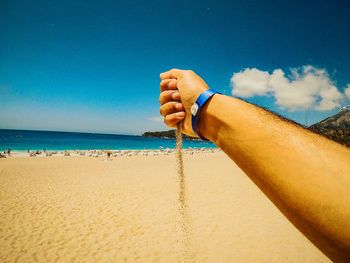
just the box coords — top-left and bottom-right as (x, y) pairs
(0, 151), (329, 262)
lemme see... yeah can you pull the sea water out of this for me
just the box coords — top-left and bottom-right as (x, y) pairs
(0, 129), (215, 151)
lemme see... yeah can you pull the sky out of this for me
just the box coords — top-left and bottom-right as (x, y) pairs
(0, 0), (350, 135)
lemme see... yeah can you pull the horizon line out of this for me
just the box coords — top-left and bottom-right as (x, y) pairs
(0, 128), (148, 137)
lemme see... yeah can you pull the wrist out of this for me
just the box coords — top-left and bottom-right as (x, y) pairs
(191, 89), (221, 140)
(196, 94), (222, 143)
(197, 94), (243, 145)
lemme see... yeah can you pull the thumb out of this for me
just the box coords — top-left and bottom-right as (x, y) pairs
(160, 68), (185, 80)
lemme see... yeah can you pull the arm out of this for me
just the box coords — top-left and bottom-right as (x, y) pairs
(159, 69), (350, 261)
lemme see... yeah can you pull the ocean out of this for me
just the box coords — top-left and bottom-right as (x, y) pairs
(0, 129), (215, 151)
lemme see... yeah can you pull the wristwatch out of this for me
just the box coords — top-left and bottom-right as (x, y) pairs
(191, 89), (221, 140)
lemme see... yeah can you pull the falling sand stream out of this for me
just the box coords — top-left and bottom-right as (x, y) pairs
(175, 123), (192, 261)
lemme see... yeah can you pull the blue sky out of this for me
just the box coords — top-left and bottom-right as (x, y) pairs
(0, 0), (349, 134)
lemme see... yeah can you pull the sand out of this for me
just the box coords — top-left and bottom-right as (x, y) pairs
(0, 152), (329, 262)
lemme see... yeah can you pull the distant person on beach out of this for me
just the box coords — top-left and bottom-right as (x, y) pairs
(159, 69), (350, 261)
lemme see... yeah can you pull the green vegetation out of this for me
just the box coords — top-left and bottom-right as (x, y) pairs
(142, 130), (199, 140)
(309, 110), (350, 148)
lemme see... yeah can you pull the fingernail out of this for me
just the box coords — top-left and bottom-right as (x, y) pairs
(172, 92), (180, 100)
(167, 80), (176, 88)
(176, 111), (185, 117)
(175, 103), (183, 110)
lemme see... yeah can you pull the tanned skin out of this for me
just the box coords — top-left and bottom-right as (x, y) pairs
(159, 69), (350, 262)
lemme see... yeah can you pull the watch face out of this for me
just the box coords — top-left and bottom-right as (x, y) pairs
(191, 103), (199, 116)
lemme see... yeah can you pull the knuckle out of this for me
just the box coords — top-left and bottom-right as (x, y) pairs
(159, 93), (169, 107)
(165, 92), (172, 101)
(160, 102), (173, 115)
(160, 79), (169, 86)
(159, 92), (167, 104)
(164, 115), (172, 126)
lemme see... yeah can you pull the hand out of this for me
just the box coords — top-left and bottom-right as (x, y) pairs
(159, 69), (209, 137)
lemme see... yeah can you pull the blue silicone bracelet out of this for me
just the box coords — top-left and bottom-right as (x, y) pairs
(191, 89), (221, 140)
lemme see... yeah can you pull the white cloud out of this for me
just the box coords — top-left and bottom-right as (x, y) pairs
(231, 68), (271, 97)
(345, 84), (350, 101)
(231, 65), (346, 111)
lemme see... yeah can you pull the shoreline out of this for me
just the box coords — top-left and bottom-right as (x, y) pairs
(1, 148), (220, 158)
(0, 129), (216, 155)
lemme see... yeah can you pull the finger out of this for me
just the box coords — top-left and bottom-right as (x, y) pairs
(160, 79), (177, 91)
(168, 79), (177, 89)
(159, 90), (180, 105)
(160, 68), (184, 80)
(164, 112), (185, 127)
(160, 79), (171, 91)
(159, 101), (184, 116)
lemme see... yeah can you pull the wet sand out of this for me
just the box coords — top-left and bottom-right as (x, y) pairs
(0, 152), (329, 262)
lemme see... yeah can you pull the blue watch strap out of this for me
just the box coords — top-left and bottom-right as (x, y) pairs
(191, 89), (221, 140)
